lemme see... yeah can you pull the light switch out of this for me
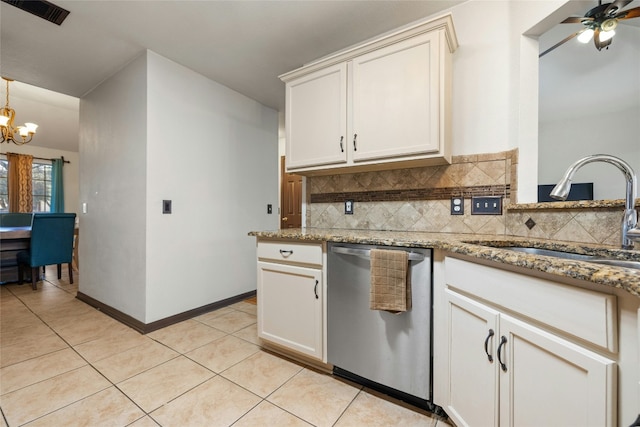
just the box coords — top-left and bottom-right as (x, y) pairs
(163, 200), (172, 214)
(82, 202), (87, 214)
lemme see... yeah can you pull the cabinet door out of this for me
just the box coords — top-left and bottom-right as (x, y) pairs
(351, 31), (442, 162)
(285, 63), (348, 169)
(498, 314), (616, 427)
(257, 261), (323, 360)
(444, 289), (500, 427)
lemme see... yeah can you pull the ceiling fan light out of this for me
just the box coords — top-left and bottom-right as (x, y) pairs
(578, 28), (595, 43)
(600, 29), (615, 42)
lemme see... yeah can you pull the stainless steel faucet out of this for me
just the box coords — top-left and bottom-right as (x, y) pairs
(550, 154), (640, 250)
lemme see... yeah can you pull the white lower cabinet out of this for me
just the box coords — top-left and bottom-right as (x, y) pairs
(256, 241), (324, 361)
(442, 257), (617, 427)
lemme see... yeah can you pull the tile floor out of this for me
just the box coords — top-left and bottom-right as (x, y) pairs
(0, 266), (450, 426)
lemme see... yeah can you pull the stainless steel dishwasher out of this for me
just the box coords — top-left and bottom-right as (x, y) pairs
(327, 242), (437, 411)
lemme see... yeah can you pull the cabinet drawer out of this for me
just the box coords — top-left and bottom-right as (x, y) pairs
(445, 257), (617, 353)
(257, 241), (323, 266)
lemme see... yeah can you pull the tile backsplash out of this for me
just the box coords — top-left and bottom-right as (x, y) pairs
(306, 149), (634, 246)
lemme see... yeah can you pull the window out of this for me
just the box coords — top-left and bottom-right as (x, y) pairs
(32, 162), (52, 212)
(0, 158), (52, 213)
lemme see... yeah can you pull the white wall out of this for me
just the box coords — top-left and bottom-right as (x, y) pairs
(79, 50), (279, 324)
(539, 106), (640, 200)
(144, 51), (279, 322)
(79, 53), (148, 321)
(446, 0), (570, 202)
(0, 145), (79, 214)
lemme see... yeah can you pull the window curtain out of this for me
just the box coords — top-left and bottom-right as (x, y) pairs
(51, 158), (65, 213)
(7, 153), (33, 213)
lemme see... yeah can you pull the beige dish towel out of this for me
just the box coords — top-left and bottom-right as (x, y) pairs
(370, 249), (411, 313)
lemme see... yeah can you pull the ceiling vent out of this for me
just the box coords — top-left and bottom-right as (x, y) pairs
(1, 0), (70, 25)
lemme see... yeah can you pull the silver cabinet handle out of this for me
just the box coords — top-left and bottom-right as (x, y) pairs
(353, 133), (358, 151)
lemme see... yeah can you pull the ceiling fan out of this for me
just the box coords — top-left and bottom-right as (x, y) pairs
(539, 0), (640, 57)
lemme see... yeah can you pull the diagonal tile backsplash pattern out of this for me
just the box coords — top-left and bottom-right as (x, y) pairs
(306, 149), (630, 245)
(308, 150), (515, 235)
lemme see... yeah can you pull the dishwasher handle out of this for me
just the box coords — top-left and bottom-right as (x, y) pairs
(330, 245), (425, 261)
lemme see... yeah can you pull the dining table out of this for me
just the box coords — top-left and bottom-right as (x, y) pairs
(0, 226), (31, 283)
(0, 226), (79, 284)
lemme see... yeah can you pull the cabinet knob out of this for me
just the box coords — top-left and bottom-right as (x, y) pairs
(282, 217), (288, 222)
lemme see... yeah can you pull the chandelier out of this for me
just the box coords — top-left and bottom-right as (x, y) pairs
(0, 77), (38, 145)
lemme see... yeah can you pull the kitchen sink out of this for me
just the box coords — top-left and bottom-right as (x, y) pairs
(469, 244), (640, 271)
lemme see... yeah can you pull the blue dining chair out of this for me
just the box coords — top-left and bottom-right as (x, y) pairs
(17, 213), (77, 290)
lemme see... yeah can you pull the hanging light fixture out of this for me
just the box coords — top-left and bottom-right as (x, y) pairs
(0, 77), (38, 145)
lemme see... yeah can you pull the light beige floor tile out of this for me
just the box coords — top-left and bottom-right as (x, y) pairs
(150, 376), (261, 427)
(222, 350), (303, 398)
(0, 308), (43, 333)
(199, 310), (256, 334)
(147, 319), (226, 353)
(0, 332), (69, 368)
(118, 355), (214, 413)
(232, 323), (260, 345)
(335, 390), (438, 426)
(0, 348), (86, 395)
(186, 334), (259, 373)
(0, 365), (111, 426)
(73, 325), (148, 362)
(267, 368), (361, 427)
(26, 386), (145, 427)
(229, 301), (258, 316)
(194, 306), (236, 323)
(128, 416), (161, 427)
(36, 298), (95, 322)
(48, 310), (122, 345)
(0, 320), (53, 347)
(92, 339), (179, 383)
(235, 400), (312, 427)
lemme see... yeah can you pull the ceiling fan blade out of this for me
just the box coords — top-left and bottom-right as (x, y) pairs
(539, 29), (584, 58)
(604, 0), (633, 16)
(561, 16), (592, 23)
(617, 6), (640, 19)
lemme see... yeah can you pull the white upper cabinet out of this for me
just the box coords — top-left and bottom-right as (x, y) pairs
(281, 13), (458, 175)
(285, 63), (348, 169)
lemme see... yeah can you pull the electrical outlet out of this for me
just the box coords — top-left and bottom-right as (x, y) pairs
(450, 196), (464, 215)
(345, 200), (354, 215)
(471, 196), (502, 215)
(162, 200), (172, 214)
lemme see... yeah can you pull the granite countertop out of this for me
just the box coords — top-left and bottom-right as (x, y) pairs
(249, 228), (640, 298)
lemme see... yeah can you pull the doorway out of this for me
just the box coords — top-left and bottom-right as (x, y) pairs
(280, 156), (302, 229)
